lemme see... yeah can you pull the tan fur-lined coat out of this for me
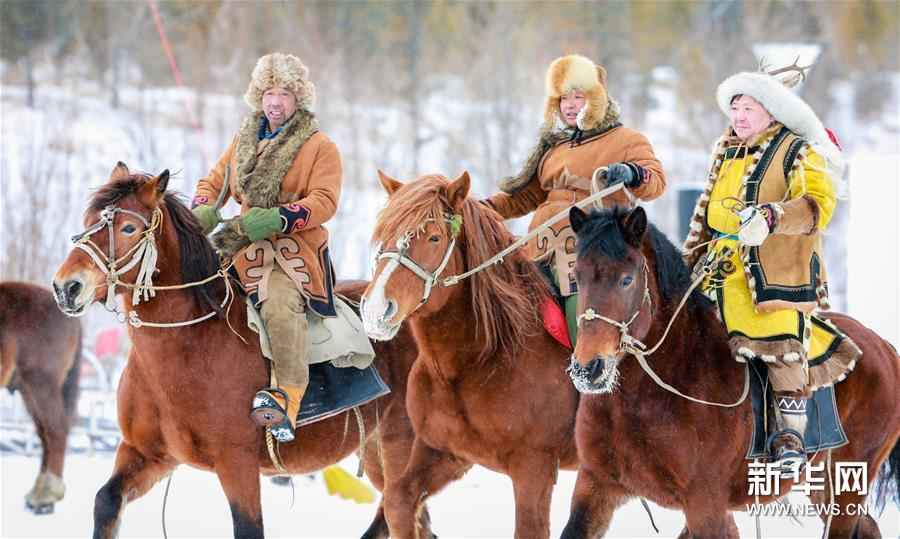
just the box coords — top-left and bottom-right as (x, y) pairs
(484, 118), (665, 294)
(194, 111), (341, 316)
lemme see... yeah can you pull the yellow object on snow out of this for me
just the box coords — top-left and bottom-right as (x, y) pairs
(322, 465), (375, 504)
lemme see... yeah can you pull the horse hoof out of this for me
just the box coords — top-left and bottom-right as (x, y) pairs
(26, 501), (55, 515)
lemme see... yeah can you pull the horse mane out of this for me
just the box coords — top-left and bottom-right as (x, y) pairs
(576, 207), (700, 306)
(88, 174), (224, 316)
(373, 175), (547, 364)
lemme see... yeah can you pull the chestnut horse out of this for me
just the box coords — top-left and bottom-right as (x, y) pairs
(1, 281), (82, 514)
(361, 171), (579, 538)
(563, 205), (900, 538)
(52, 165), (432, 538)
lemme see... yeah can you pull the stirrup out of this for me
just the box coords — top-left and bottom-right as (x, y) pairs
(251, 388), (289, 427)
(767, 429), (806, 474)
(251, 388), (296, 442)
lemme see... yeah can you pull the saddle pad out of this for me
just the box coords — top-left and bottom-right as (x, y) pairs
(296, 362), (390, 427)
(746, 360), (848, 459)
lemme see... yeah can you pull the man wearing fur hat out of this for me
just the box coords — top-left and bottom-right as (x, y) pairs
(483, 54), (666, 345)
(683, 65), (860, 471)
(191, 52), (341, 443)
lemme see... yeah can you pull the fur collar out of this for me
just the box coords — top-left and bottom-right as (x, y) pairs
(499, 99), (621, 194)
(234, 109), (318, 208)
(211, 109), (319, 257)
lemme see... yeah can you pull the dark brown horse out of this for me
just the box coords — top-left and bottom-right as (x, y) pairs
(1, 281), (82, 514)
(563, 205), (900, 538)
(360, 171), (579, 538)
(51, 164), (431, 538)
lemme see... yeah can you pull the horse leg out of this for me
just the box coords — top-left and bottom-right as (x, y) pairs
(383, 438), (471, 539)
(19, 380), (69, 514)
(681, 504), (738, 539)
(215, 450), (265, 539)
(560, 466), (629, 539)
(94, 442), (176, 539)
(809, 482), (883, 538)
(507, 451), (560, 538)
(362, 403), (439, 539)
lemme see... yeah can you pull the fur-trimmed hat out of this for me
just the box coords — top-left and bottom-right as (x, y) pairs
(543, 54), (609, 131)
(717, 71), (842, 173)
(244, 53), (316, 112)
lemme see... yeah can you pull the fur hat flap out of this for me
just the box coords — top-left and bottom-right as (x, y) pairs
(244, 52), (316, 112)
(716, 72), (843, 173)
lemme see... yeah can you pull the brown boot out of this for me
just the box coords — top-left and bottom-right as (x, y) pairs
(769, 393), (809, 473)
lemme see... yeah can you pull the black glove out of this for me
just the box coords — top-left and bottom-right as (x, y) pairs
(606, 162), (644, 189)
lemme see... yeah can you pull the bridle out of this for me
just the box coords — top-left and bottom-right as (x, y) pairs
(373, 214), (460, 309)
(71, 203), (235, 329)
(576, 260), (653, 356)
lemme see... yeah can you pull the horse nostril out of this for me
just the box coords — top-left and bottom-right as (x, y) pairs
(64, 280), (82, 301)
(587, 357), (606, 381)
(383, 300), (397, 321)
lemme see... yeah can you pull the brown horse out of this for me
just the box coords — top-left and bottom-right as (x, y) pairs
(51, 164), (432, 539)
(360, 171), (579, 538)
(1, 281), (82, 514)
(562, 205), (900, 538)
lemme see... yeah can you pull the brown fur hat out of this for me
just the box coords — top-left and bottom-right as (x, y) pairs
(543, 54), (609, 131)
(243, 52), (316, 112)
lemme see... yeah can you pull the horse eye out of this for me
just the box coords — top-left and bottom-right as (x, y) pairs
(621, 275), (634, 287)
(428, 235), (441, 243)
(121, 224), (137, 235)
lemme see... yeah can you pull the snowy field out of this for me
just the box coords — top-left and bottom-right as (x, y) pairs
(1, 452), (897, 538)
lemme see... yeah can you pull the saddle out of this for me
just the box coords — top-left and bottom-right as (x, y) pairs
(246, 295), (389, 426)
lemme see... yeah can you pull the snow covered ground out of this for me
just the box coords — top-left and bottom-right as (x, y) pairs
(1, 452), (897, 538)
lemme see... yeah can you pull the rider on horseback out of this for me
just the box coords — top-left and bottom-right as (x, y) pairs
(192, 52), (342, 443)
(481, 54), (667, 345)
(683, 65), (860, 471)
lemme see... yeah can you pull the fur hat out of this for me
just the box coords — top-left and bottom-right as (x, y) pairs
(717, 71), (842, 173)
(543, 54), (609, 131)
(244, 53), (316, 112)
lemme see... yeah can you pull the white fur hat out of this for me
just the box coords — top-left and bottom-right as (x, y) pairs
(244, 53), (316, 111)
(543, 54), (609, 131)
(717, 72), (843, 173)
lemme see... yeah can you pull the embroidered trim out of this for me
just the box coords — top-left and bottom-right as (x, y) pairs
(280, 203), (311, 233)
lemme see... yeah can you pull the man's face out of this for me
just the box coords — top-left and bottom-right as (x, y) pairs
(262, 86), (297, 130)
(559, 91), (587, 128)
(729, 94), (773, 142)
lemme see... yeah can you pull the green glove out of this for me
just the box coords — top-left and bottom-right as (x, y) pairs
(192, 204), (221, 234)
(243, 207), (285, 242)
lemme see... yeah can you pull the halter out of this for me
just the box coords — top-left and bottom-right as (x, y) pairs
(374, 214), (460, 308)
(71, 204), (235, 329)
(576, 261), (653, 356)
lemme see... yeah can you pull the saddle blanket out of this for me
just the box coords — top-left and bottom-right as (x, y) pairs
(746, 360), (848, 459)
(296, 362), (390, 427)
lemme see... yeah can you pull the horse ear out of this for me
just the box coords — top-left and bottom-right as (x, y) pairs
(377, 170), (404, 196)
(569, 206), (588, 234)
(155, 170), (170, 194)
(110, 162), (130, 181)
(447, 171), (471, 211)
(621, 207), (648, 247)
(137, 171), (168, 208)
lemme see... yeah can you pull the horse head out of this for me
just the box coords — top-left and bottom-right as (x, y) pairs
(53, 163), (170, 315)
(361, 170), (471, 340)
(567, 205), (656, 394)
(53, 162), (221, 321)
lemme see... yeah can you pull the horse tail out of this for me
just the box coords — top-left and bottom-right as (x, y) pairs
(61, 325), (82, 423)
(873, 438), (900, 513)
